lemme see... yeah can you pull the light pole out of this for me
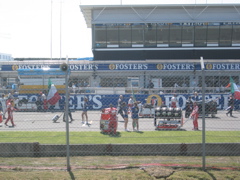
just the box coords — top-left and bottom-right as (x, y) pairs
(200, 56), (206, 171)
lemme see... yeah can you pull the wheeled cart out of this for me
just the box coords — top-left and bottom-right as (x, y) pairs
(100, 107), (118, 134)
(154, 106), (183, 130)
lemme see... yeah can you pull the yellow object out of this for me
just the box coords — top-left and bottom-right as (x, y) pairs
(19, 85), (66, 94)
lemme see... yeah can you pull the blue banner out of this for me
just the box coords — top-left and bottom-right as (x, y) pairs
(16, 93), (239, 111)
(3, 62), (240, 72)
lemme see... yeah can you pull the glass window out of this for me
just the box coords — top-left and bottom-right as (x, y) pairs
(219, 24), (232, 46)
(106, 24), (119, 47)
(194, 24), (207, 47)
(144, 23), (157, 47)
(94, 24), (107, 48)
(132, 23), (144, 47)
(169, 23), (182, 47)
(207, 23), (220, 46)
(119, 24), (131, 48)
(157, 24), (169, 47)
(182, 24), (194, 46)
(100, 77), (127, 87)
(232, 24), (240, 46)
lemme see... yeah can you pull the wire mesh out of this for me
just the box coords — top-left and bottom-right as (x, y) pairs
(0, 63), (239, 170)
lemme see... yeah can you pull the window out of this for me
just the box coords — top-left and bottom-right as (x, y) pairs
(94, 24), (107, 48)
(194, 24), (207, 46)
(100, 77), (127, 87)
(207, 23), (220, 46)
(219, 23), (232, 46)
(232, 24), (240, 46)
(182, 25), (194, 46)
(157, 24), (169, 47)
(132, 23), (144, 47)
(169, 23), (182, 47)
(119, 24), (131, 48)
(144, 23), (157, 47)
(106, 24), (119, 47)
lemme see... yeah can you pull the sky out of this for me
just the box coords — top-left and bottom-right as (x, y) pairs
(0, 0), (239, 59)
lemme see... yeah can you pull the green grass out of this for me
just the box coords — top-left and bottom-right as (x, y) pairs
(0, 131), (239, 144)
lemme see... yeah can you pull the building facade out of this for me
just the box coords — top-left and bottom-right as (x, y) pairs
(80, 4), (240, 60)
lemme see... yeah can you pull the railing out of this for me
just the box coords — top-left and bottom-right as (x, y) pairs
(0, 86), (230, 95)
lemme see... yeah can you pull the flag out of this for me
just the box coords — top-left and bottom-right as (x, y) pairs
(226, 83), (230, 88)
(230, 77), (240, 100)
(47, 84), (61, 105)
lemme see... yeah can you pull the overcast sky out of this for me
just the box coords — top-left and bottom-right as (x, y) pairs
(0, 0), (239, 59)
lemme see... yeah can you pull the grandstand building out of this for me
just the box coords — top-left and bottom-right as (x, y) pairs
(80, 3), (240, 60)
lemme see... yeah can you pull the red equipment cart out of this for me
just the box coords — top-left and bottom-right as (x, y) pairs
(100, 107), (118, 134)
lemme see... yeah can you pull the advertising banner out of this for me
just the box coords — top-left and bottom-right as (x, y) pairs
(15, 93), (239, 111)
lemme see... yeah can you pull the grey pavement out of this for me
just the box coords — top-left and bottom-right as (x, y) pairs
(0, 110), (240, 132)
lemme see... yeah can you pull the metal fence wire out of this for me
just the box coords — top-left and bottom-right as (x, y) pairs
(0, 61), (239, 171)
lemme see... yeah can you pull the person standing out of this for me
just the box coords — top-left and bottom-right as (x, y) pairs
(5, 99), (16, 127)
(190, 102), (199, 130)
(171, 94), (178, 108)
(192, 92), (199, 102)
(42, 91), (48, 110)
(0, 94), (7, 119)
(147, 80), (154, 88)
(82, 97), (89, 124)
(226, 94), (234, 117)
(185, 96), (193, 118)
(63, 98), (74, 123)
(131, 102), (139, 131)
(128, 96), (134, 111)
(137, 101), (143, 116)
(121, 102), (129, 131)
(7, 90), (14, 101)
(117, 95), (124, 118)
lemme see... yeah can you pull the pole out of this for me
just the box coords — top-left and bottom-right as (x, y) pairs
(60, 0), (62, 60)
(200, 56), (206, 171)
(50, 0), (52, 60)
(65, 56), (70, 171)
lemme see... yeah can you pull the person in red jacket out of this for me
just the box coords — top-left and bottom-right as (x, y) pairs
(5, 99), (16, 127)
(190, 102), (199, 130)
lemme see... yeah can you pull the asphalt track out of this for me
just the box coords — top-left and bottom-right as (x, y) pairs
(0, 110), (240, 132)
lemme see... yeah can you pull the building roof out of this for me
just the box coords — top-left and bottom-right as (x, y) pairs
(80, 4), (240, 28)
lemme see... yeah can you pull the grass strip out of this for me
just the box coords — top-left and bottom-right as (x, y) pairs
(0, 131), (239, 144)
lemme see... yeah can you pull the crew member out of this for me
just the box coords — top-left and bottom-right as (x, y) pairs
(5, 99), (16, 127)
(190, 102), (199, 130)
(226, 94), (234, 117)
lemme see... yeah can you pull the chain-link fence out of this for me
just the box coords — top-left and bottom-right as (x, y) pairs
(0, 61), (239, 171)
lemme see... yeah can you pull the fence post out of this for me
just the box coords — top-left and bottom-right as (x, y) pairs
(200, 57), (206, 171)
(64, 57), (71, 171)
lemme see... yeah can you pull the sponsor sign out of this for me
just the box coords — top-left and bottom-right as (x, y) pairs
(2, 63), (240, 72)
(16, 93), (239, 111)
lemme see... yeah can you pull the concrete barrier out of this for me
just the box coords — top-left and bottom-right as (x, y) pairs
(0, 143), (239, 157)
